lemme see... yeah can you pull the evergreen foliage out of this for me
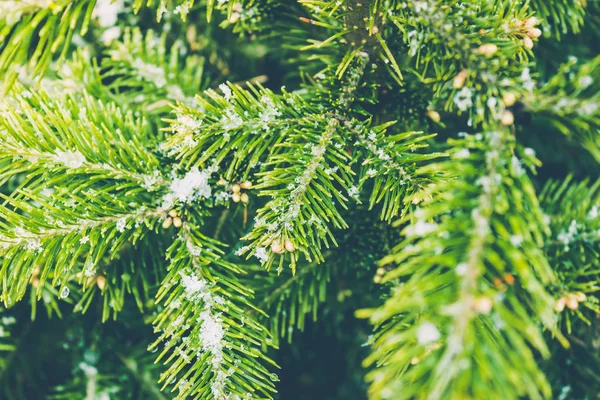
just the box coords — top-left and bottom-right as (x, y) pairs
(0, 0), (599, 399)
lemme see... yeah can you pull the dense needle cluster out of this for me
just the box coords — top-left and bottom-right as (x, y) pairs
(0, 0), (599, 399)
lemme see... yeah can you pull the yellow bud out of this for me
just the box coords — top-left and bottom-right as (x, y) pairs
(96, 276), (106, 290)
(271, 240), (284, 254)
(162, 217), (173, 229)
(410, 357), (419, 365)
(427, 110), (440, 122)
(502, 92), (517, 107)
(172, 217), (183, 228)
(231, 184), (241, 193)
(217, 177), (227, 186)
(240, 193), (249, 204)
(373, 275), (382, 284)
(284, 239), (296, 253)
(240, 181), (253, 189)
(477, 43), (498, 56)
(168, 210), (178, 218)
(526, 27), (542, 38)
(500, 110), (514, 126)
(376, 267), (386, 276)
(523, 36), (534, 50)
(232, 193), (241, 203)
(554, 297), (566, 312)
(453, 70), (468, 89)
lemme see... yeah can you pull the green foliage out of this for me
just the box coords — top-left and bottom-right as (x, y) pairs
(102, 28), (207, 115)
(540, 177), (600, 329)
(0, 87), (163, 306)
(164, 82), (315, 178)
(0, 0), (599, 398)
(358, 130), (557, 400)
(151, 225), (277, 399)
(522, 55), (600, 162)
(0, 307), (16, 375)
(529, 0), (587, 38)
(0, 0), (96, 91)
(539, 176), (600, 399)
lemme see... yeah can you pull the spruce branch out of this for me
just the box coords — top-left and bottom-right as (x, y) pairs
(238, 53), (371, 271)
(529, 0), (587, 38)
(297, 0), (404, 83)
(353, 121), (442, 221)
(102, 28), (206, 115)
(0, 87), (166, 305)
(0, 308), (16, 375)
(241, 116), (356, 271)
(384, 0), (543, 125)
(0, 87), (163, 183)
(0, 0), (96, 91)
(521, 55), (600, 162)
(0, 191), (162, 306)
(164, 83), (317, 178)
(131, 0), (194, 21)
(150, 223), (277, 399)
(71, 234), (167, 322)
(540, 177), (600, 330)
(359, 129), (557, 400)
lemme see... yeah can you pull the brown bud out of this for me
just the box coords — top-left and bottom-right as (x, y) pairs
(504, 274), (515, 285)
(240, 181), (253, 189)
(525, 17), (539, 28)
(554, 297), (566, 312)
(96, 276), (106, 290)
(566, 296), (579, 310)
(427, 110), (440, 122)
(502, 92), (517, 107)
(172, 217), (183, 228)
(526, 27), (542, 38)
(271, 240), (284, 254)
(453, 70), (468, 89)
(477, 43), (498, 56)
(500, 110), (515, 126)
(162, 217), (173, 229)
(284, 239), (296, 253)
